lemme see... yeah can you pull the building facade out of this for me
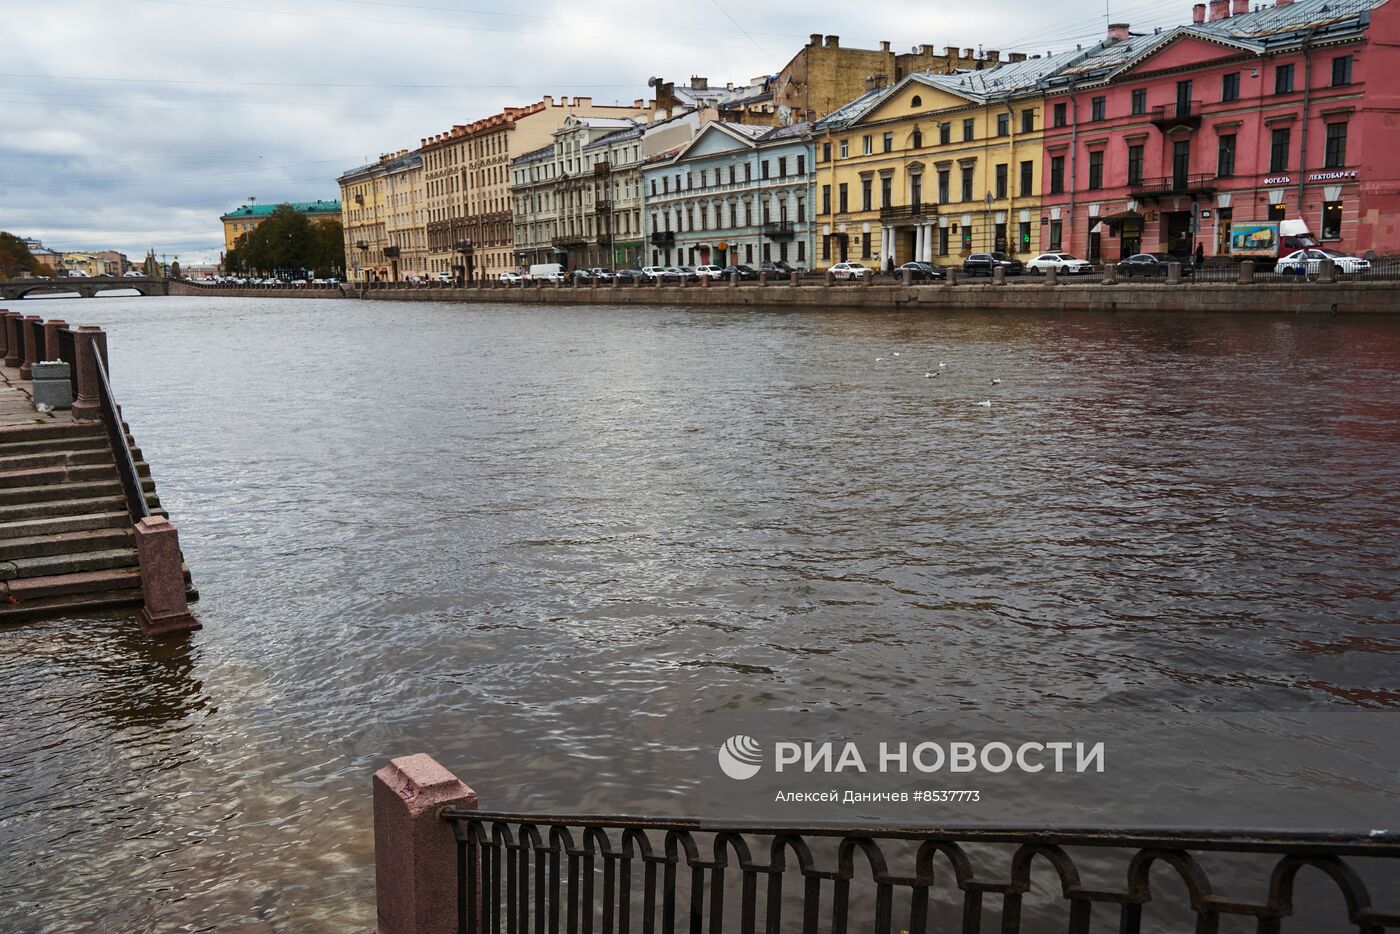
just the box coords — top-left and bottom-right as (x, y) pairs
(642, 121), (816, 269)
(419, 95), (654, 282)
(220, 200), (340, 255)
(510, 145), (558, 268)
(813, 54), (1071, 269)
(1038, 0), (1400, 261)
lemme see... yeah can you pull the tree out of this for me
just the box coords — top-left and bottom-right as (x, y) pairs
(0, 232), (40, 281)
(312, 219), (345, 276)
(170, 259), (181, 279)
(142, 250), (160, 277)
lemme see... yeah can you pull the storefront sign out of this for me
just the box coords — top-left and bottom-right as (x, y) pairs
(1308, 171), (1357, 182)
(1263, 176), (1292, 185)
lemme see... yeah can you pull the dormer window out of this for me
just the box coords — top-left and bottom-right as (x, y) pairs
(911, 95), (923, 107)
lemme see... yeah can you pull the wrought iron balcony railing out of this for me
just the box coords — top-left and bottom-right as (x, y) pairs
(880, 202), (940, 222)
(442, 810), (1400, 934)
(1129, 173), (1219, 198)
(649, 230), (675, 246)
(1151, 100), (1202, 128)
(762, 221), (796, 239)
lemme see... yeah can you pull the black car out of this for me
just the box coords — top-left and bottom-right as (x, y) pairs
(613, 268), (646, 283)
(720, 264), (760, 281)
(759, 261), (795, 275)
(893, 261), (944, 281)
(1115, 253), (1193, 278)
(963, 252), (1025, 277)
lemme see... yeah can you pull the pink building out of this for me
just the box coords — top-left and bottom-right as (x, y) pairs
(1038, 0), (1400, 262)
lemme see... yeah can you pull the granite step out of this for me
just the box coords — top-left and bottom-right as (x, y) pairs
(0, 449), (114, 473)
(0, 510), (131, 540)
(0, 494), (161, 522)
(0, 588), (148, 624)
(0, 476), (157, 504)
(0, 547), (141, 581)
(0, 527), (134, 561)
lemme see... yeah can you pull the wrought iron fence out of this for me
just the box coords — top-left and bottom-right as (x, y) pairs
(94, 351), (149, 523)
(441, 811), (1400, 934)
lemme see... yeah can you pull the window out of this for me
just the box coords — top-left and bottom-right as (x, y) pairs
(1049, 219), (1063, 251)
(910, 174), (922, 206)
(729, 165), (736, 184)
(1217, 134), (1236, 177)
(1050, 155), (1065, 194)
(994, 222), (1008, 252)
(883, 132), (894, 152)
(939, 226), (950, 256)
(822, 142), (832, 162)
(960, 165), (974, 201)
(997, 113), (1010, 137)
(880, 176), (892, 209)
(1268, 203), (1287, 222)
(911, 127), (923, 148)
(961, 228), (973, 252)
(937, 169), (950, 203)
(1222, 72), (1240, 102)
(862, 135), (873, 155)
(1332, 55), (1353, 87)
(838, 183), (848, 213)
(1127, 143), (1144, 186)
(797, 155), (805, 175)
(1275, 63), (1295, 95)
(778, 156), (788, 177)
(760, 160), (770, 179)
(1131, 89), (1147, 115)
(939, 123), (951, 145)
(963, 118), (975, 141)
(1270, 127), (1291, 172)
(822, 185), (830, 215)
(1325, 122), (1348, 168)
(861, 178), (872, 211)
(1088, 150), (1103, 190)
(839, 139), (849, 158)
(1020, 160), (1033, 196)
(995, 163), (1008, 199)
(1018, 221), (1031, 253)
(1091, 96), (1106, 121)
(1053, 102), (1067, 127)
(1321, 201), (1343, 240)
(911, 94), (922, 107)
(1021, 109), (1035, 133)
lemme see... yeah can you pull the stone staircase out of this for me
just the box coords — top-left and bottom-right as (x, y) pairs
(0, 420), (197, 622)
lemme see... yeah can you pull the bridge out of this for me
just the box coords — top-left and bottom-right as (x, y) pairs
(0, 277), (170, 300)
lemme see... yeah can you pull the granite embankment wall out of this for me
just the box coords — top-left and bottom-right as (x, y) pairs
(169, 280), (1400, 315)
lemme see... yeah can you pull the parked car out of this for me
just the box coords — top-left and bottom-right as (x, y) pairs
(640, 266), (668, 281)
(892, 261), (944, 281)
(122, 270), (144, 277)
(1274, 248), (1371, 276)
(673, 265), (699, 281)
(1026, 253), (1093, 275)
(290, 278), (309, 287)
(828, 262), (870, 280)
(587, 267), (615, 282)
(435, 271), (455, 283)
(660, 266), (689, 282)
(499, 272), (524, 284)
(614, 268), (646, 283)
(1115, 253), (1193, 278)
(720, 264), (759, 281)
(760, 261), (796, 275)
(963, 252), (1025, 277)
(694, 264), (725, 280)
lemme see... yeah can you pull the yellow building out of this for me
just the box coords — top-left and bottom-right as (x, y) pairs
(813, 53), (1076, 269)
(220, 200), (341, 255)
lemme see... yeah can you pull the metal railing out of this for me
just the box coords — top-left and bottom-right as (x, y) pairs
(56, 327), (77, 397)
(879, 203), (939, 222)
(1150, 100), (1201, 123)
(1129, 174), (1218, 196)
(93, 351), (149, 523)
(442, 811), (1400, 934)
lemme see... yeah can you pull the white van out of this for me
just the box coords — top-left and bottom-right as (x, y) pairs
(528, 263), (566, 282)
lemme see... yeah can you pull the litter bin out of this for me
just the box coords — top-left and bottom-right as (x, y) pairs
(32, 360), (73, 410)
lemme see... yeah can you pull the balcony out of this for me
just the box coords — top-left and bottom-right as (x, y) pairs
(453, 239), (474, 253)
(354, 240), (369, 250)
(551, 234), (587, 248)
(593, 160), (611, 175)
(383, 245), (401, 259)
(762, 221), (796, 240)
(649, 230), (675, 246)
(1129, 173), (1218, 199)
(879, 202), (939, 224)
(1150, 100), (1202, 130)
(594, 199), (611, 213)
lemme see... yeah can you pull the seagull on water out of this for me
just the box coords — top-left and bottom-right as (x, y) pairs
(976, 400), (992, 407)
(991, 378), (1001, 385)
(925, 371), (938, 378)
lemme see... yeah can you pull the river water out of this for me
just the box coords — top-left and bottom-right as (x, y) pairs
(1, 296), (1397, 932)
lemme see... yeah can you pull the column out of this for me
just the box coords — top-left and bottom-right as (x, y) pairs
(915, 226), (927, 263)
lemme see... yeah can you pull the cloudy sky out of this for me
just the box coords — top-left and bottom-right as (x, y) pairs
(4, 0), (1190, 264)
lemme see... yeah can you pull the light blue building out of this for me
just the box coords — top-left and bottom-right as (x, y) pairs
(642, 121), (815, 269)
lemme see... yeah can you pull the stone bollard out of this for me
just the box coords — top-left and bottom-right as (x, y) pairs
(20, 316), (43, 380)
(590, 277), (598, 290)
(71, 326), (107, 422)
(32, 360), (72, 410)
(700, 273), (709, 288)
(1319, 258), (1337, 284)
(758, 271), (768, 288)
(373, 754), (477, 934)
(1237, 260), (1255, 285)
(1045, 267), (1058, 287)
(789, 271), (799, 287)
(863, 269), (874, 287)
(1167, 262), (1183, 285)
(729, 272), (738, 287)
(44, 318), (68, 360)
(634, 275), (642, 289)
(1103, 265), (1118, 285)
(947, 267), (961, 286)
(992, 267), (1006, 286)
(134, 516), (200, 636)
(654, 273), (662, 289)
(902, 268), (913, 287)
(2, 311), (19, 368)
(825, 269), (835, 287)
(678, 273), (688, 288)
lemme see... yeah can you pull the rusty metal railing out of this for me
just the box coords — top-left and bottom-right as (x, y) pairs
(440, 810), (1400, 934)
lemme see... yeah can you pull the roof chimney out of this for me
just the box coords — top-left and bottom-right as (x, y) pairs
(1209, 0), (1230, 19)
(964, 47), (975, 58)
(865, 73), (889, 91)
(1232, 0), (1249, 12)
(824, 35), (839, 47)
(690, 76), (708, 89)
(1108, 22), (1131, 40)
(985, 49), (1001, 62)
(1276, 0), (1295, 5)
(809, 33), (821, 46)
(1193, 3), (1207, 22)
(945, 45), (960, 58)
(879, 40), (890, 52)
(1009, 52), (1028, 62)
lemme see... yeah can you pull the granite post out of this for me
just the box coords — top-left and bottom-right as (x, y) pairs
(1045, 267), (1058, 287)
(134, 516), (200, 637)
(1238, 260), (1255, 285)
(20, 315), (43, 379)
(1167, 262), (1183, 285)
(993, 267), (1006, 286)
(71, 326), (106, 422)
(374, 754), (478, 934)
(44, 318), (68, 360)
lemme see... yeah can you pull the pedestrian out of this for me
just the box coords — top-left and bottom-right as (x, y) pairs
(1194, 242), (1205, 268)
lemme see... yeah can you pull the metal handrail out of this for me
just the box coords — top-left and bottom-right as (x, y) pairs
(93, 351), (149, 523)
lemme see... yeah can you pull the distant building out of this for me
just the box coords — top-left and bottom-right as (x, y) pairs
(220, 200), (342, 255)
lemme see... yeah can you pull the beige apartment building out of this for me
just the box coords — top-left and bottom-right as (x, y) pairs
(339, 150), (424, 282)
(419, 95), (654, 282)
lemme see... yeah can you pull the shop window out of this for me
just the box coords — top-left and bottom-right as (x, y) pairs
(960, 228), (973, 253)
(1268, 203), (1286, 222)
(1321, 201), (1343, 240)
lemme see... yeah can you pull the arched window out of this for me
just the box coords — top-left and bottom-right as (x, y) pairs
(911, 95), (922, 107)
